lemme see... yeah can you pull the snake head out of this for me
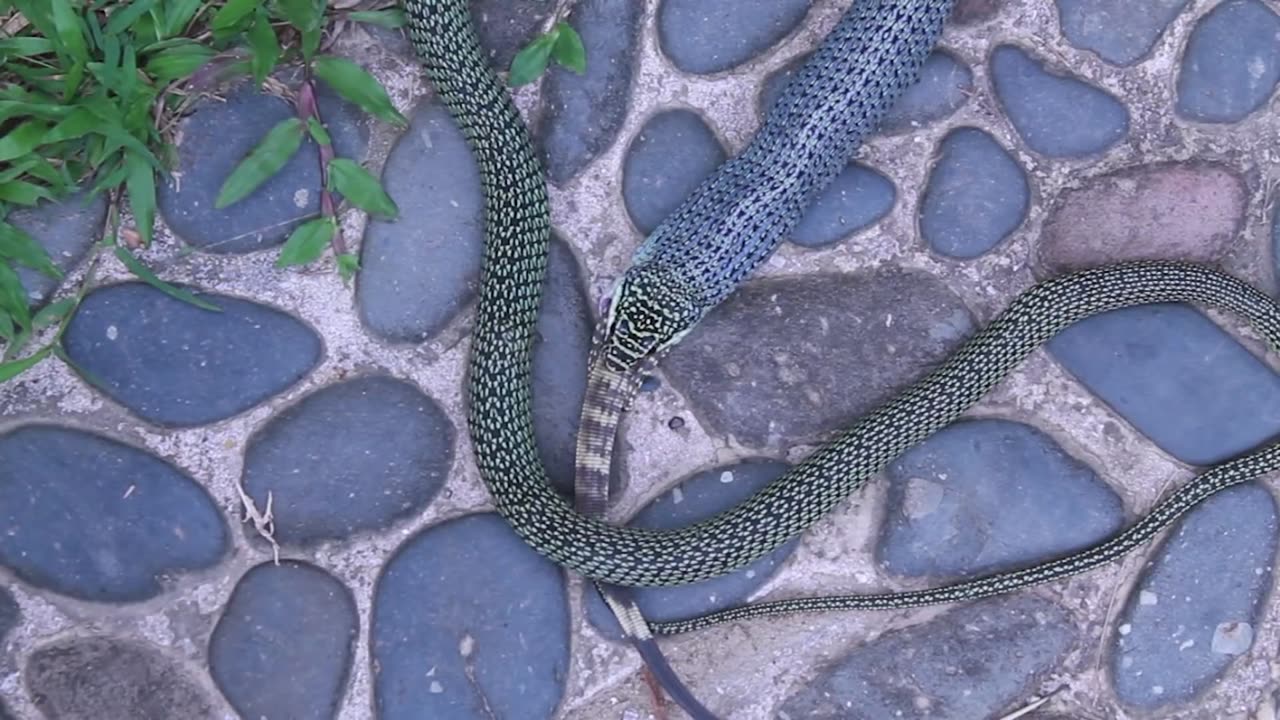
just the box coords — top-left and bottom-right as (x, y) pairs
(597, 264), (703, 373)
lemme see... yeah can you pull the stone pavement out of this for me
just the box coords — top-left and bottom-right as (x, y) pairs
(3, 0), (1280, 717)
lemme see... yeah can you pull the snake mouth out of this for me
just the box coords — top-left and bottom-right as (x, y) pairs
(572, 350), (643, 517)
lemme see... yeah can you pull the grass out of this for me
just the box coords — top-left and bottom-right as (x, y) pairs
(0, 0), (584, 385)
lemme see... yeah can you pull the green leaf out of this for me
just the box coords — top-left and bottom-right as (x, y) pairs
(125, 152), (157, 246)
(246, 9), (281, 85)
(0, 347), (51, 383)
(162, 0), (205, 37)
(307, 117), (331, 145)
(0, 37), (57, 57)
(0, 181), (55, 206)
(0, 222), (60, 278)
(32, 298), (76, 329)
(347, 8), (406, 28)
(49, 0), (90, 63)
(211, 0), (258, 32)
(0, 121), (48, 163)
(43, 107), (98, 144)
(105, 0), (159, 35)
(215, 117), (304, 209)
(276, 217), (334, 267)
(0, 308), (13, 342)
(114, 246), (222, 312)
(551, 22), (586, 74)
(509, 32), (556, 86)
(0, 263), (32, 329)
(311, 55), (406, 126)
(336, 252), (359, 282)
(144, 41), (216, 82)
(276, 0), (324, 32)
(327, 158), (398, 219)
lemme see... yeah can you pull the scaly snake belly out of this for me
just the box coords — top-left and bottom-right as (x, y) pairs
(403, 0), (1280, 635)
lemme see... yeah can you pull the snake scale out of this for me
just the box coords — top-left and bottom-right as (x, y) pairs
(404, 0), (1280, 672)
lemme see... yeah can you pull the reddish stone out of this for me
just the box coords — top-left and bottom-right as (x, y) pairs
(1038, 162), (1245, 273)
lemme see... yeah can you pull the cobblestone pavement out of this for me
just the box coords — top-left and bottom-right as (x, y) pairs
(3, 0), (1280, 718)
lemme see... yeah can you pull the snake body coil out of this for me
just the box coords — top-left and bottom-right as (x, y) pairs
(404, 0), (1280, 626)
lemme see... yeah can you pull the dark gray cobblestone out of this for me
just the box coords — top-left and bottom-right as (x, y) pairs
(659, 0), (810, 74)
(920, 127), (1029, 259)
(358, 99), (484, 343)
(1112, 484), (1277, 708)
(371, 513), (569, 720)
(7, 190), (105, 306)
(1176, 0), (1280, 123)
(159, 73), (369, 254)
(623, 109), (726, 235)
(1048, 304), (1280, 465)
(0, 425), (226, 603)
(210, 561), (357, 720)
(241, 375), (453, 546)
(64, 282), (322, 427)
(779, 595), (1075, 719)
(663, 271), (974, 448)
(879, 419), (1124, 578)
(1037, 162), (1245, 273)
(25, 637), (215, 719)
(991, 44), (1130, 157)
(539, 0), (643, 184)
(1056, 0), (1191, 66)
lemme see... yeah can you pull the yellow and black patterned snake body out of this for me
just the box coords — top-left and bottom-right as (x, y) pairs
(403, 0), (1280, 638)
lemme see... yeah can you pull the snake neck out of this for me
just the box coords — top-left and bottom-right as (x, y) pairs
(635, 0), (957, 310)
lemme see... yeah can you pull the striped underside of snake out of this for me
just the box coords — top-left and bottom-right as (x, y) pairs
(403, 0), (1280, 638)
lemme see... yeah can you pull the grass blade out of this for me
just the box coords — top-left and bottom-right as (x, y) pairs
(0, 346), (52, 382)
(114, 246), (222, 312)
(125, 152), (157, 246)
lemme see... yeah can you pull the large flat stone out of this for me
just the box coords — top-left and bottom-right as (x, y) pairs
(779, 595), (1075, 718)
(879, 419), (1124, 578)
(1048, 304), (1280, 466)
(241, 376), (453, 546)
(372, 513), (569, 720)
(1112, 484), (1277, 708)
(1038, 162), (1245, 273)
(210, 561), (358, 720)
(662, 271), (974, 448)
(0, 425), (227, 602)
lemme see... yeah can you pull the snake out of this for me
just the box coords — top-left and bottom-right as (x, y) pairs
(403, 0), (1280, 710)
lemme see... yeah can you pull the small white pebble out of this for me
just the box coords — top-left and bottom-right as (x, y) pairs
(672, 487), (684, 504)
(719, 471), (734, 484)
(1179, 639), (1195, 651)
(1119, 623), (1132, 636)
(1139, 590), (1158, 605)
(106, 325), (118, 340)
(459, 633), (475, 658)
(1212, 622), (1254, 655)
(429, 681), (443, 694)
(1152, 685), (1164, 696)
